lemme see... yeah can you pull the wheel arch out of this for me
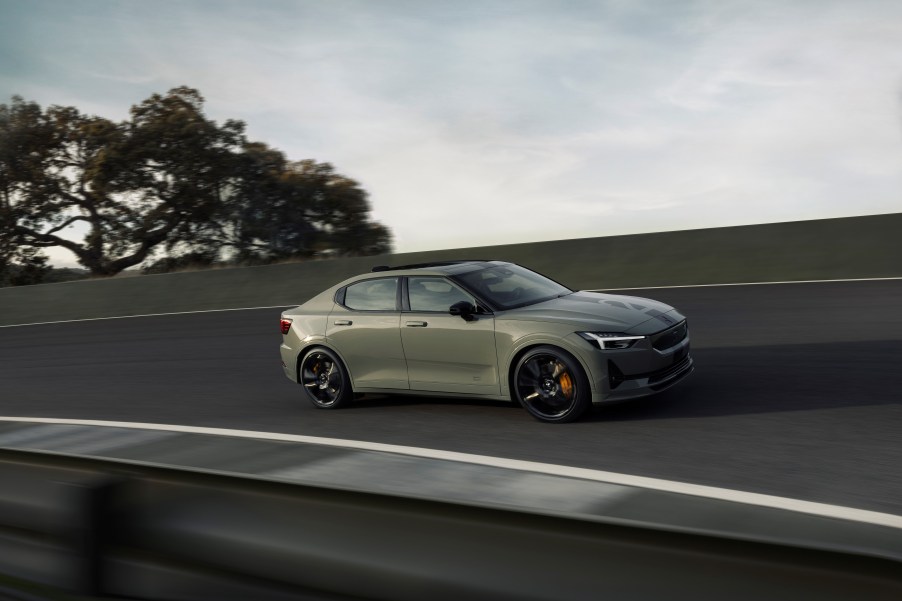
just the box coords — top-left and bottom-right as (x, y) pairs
(296, 342), (354, 391)
(506, 342), (594, 403)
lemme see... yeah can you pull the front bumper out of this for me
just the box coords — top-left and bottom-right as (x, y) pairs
(600, 355), (694, 402)
(582, 320), (694, 403)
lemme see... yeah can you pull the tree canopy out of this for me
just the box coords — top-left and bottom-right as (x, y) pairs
(0, 87), (391, 281)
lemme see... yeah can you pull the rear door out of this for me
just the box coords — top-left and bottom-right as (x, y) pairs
(327, 277), (409, 390)
(400, 276), (499, 395)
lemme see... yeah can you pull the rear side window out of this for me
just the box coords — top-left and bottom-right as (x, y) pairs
(343, 277), (398, 311)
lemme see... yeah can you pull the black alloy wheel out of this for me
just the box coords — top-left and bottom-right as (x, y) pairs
(299, 348), (352, 409)
(514, 346), (591, 423)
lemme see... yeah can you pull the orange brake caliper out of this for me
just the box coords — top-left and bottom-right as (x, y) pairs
(559, 371), (574, 399)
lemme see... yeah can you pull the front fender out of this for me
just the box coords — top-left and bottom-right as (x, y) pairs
(496, 321), (600, 397)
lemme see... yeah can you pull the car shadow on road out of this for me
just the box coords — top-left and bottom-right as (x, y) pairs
(338, 340), (901, 422)
(350, 394), (516, 411)
(589, 340), (902, 422)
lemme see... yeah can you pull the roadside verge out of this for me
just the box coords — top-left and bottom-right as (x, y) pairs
(1, 213), (900, 326)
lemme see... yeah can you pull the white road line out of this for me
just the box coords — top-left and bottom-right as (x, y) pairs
(591, 275), (902, 292)
(0, 305), (294, 328)
(1, 416), (900, 530)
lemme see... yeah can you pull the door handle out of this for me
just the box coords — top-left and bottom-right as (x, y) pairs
(406, 321), (428, 327)
(333, 319), (353, 326)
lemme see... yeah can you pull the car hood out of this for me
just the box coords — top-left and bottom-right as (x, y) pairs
(498, 291), (682, 333)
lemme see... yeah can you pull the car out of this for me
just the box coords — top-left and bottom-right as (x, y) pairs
(279, 261), (693, 423)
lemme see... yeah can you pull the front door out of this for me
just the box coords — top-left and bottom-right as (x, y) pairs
(401, 276), (499, 395)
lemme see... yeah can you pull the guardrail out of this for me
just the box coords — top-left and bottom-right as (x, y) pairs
(0, 420), (900, 600)
(1, 213), (900, 326)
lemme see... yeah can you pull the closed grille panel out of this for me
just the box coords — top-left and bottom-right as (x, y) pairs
(652, 321), (688, 351)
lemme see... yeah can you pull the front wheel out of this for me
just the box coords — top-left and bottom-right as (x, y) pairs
(513, 346), (591, 423)
(299, 348), (352, 409)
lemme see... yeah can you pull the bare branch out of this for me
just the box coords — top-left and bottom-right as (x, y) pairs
(14, 225), (87, 258)
(43, 215), (91, 236)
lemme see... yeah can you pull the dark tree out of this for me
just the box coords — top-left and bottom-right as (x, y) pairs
(168, 143), (391, 266)
(0, 88), (243, 275)
(226, 151), (391, 263)
(0, 239), (51, 286)
(1, 88), (392, 278)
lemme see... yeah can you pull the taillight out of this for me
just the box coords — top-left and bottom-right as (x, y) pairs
(280, 318), (293, 335)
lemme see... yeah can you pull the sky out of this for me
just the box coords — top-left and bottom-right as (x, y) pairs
(2, 0), (901, 267)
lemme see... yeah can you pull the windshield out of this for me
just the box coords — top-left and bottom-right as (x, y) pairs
(453, 264), (571, 310)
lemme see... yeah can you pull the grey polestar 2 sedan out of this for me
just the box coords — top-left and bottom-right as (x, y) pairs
(279, 261), (692, 423)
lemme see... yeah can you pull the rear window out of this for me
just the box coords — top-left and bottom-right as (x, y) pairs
(343, 277), (398, 311)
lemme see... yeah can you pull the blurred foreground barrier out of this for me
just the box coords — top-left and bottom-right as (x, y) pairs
(1, 213), (901, 326)
(0, 419), (901, 600)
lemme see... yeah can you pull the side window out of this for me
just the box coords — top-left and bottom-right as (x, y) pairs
(408, 277), (475, 312)
(343, 278), (398, 311)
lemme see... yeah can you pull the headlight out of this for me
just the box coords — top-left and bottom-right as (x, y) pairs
(577, 332), (645, 350)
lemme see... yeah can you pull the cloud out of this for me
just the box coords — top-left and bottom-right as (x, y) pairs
(3, 0), (902, 264)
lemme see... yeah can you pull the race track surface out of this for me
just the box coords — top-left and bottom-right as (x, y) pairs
(1, 280), (901, 515)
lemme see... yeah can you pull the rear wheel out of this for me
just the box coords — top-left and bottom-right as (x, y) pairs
(513, 346), (591, 423)
(299, 348), (352, 409)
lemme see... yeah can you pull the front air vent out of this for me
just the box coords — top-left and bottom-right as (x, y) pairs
(648, 357), (693, 390)
(607, 360), (625, 390)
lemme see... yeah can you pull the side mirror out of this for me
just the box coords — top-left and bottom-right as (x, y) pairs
(449, 300), (477, 321)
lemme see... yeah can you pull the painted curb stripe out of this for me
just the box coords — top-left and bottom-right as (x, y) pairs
(0, 416), (900, 530)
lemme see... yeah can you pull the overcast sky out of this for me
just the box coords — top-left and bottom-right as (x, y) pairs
(2, 0), (901, 266)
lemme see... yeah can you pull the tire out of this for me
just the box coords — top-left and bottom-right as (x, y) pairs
(299, 348), (353, 409)
(513, 346), (591, 423)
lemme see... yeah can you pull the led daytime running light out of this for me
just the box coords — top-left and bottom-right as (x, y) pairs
(578, 332), (645, 350)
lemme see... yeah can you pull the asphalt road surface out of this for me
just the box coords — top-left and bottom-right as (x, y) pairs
(1, 280), (901, 515)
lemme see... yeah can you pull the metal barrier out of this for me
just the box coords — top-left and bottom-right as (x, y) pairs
(1, 446), (901, 601)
